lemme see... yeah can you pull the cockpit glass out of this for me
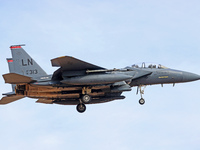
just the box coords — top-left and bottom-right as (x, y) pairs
(130, 62), (168, 69)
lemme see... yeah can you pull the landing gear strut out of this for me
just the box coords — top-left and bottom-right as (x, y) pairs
(137, 85), (146, 105)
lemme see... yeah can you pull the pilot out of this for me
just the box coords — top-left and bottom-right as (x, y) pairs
(148, 64), (153, 68)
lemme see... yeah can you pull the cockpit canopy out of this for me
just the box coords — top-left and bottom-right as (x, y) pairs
(128, 62), (168, 69)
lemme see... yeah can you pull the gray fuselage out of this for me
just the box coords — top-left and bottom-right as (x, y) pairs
(129, 67), (200, 86)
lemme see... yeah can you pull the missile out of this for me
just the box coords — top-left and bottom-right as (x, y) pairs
(61, 73), (132, 85)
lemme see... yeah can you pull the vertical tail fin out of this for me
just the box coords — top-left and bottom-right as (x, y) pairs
(6, 58), (16, 91)
(10, 45), (47, 78)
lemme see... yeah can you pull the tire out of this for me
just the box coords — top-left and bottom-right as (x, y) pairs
(139, 98), (145, 105)
(76, 103), (86, 113)
(81, 94), (91, 104)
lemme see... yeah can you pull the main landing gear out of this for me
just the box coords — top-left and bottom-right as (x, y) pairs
(76, 94), (91, 113)
(76, 103), (86, 113)
(76, 87), (92, 113)
(81, 94), (91, 104)
(137, 85), (146, 105)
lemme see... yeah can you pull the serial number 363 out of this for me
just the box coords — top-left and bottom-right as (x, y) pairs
(26, 69), (38, 75)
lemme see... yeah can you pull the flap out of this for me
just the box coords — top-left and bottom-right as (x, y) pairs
(51, 56), (105, 71)
(0, 95), (24, 104)
(3, 73), (35, 84)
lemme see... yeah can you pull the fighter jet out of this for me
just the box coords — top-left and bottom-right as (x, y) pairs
(1, 45), (200, 113)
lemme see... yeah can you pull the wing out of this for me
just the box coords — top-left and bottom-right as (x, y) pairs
(51, 56), (105, 71)
(0, 95), (24, 104)
(51, 56), (106, 80)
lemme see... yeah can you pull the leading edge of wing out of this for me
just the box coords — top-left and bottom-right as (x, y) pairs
(51, 56), (106, 71)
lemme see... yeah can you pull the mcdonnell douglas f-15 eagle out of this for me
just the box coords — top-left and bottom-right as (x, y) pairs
(1, 45), (200, 113)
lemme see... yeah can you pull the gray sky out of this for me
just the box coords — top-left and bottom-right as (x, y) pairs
(1, 0), (200, 150)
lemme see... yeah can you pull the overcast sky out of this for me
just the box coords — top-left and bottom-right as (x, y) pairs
(1, 0), (200, 150)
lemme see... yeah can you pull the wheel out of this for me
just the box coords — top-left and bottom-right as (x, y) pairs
(139, 98), (145, 105)
(76, 103), (86, 113)
(81, 94), (91, 103)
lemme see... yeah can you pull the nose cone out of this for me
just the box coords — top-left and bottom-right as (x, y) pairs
(182, 72), (200, 82)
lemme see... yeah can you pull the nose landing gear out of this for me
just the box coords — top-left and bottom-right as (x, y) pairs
(139, 98), (145, 105)
(137, 85), (146, 105)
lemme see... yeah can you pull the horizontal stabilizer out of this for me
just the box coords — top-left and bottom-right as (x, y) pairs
(0, 95), (24, 104)
(3, 73), (35, 84)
